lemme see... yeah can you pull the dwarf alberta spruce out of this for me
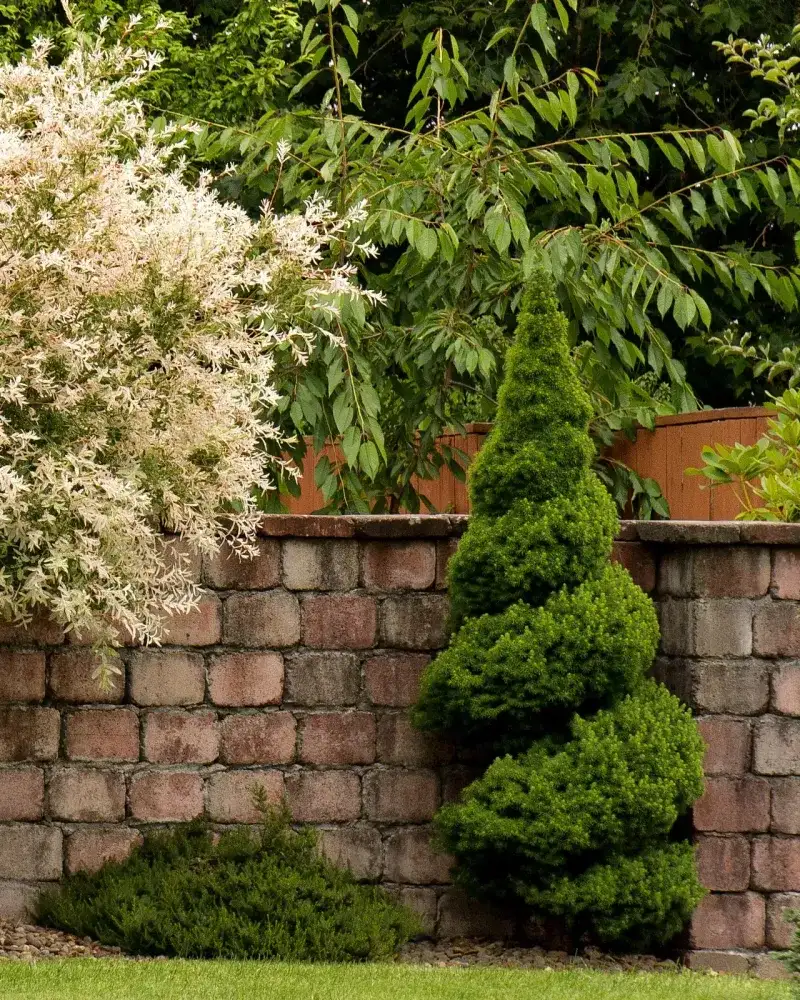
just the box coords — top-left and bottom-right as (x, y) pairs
(0, 33), (377, 679)
(414, 270), (706, 950)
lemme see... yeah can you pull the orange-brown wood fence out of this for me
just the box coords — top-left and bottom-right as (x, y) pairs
(285, 408), (771, 520)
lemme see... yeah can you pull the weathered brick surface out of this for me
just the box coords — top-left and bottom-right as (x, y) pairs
(129, 771), (204, 822)
(364, 770), (439, 823)
(206, 770), (284, 823)
(751, 836), (800, 891)
(0, 826), (62, 881)
(754, 716), (800, 775)
(208, 653), (284, 707)
(392, 886), (438, 935)
(362, 542), (436, 591)
(693, 777), (770, 833)
(319, 827), (382, 881)
(65, 708), (140, 762)
(690, 892), (765, 950)
(48, 768), (126, 822)
(437, 888), (515, 940)
(220, 713), (296, 765)
(695, 836), (750, 892)
(766, 892), (800, 949)
(0, 613), (63, 646)
(204, 540), (281, 590)
(129, 651), (205, 707)
(771, 777), (800, 833)
(380, 595), (449, 650)
(693, 601), (754, 657)
(693, 547), (770, 598)
(377, 714), (453, 767)
(223, 591), (300, 648)
(302, 595), (376, 649)
(697, 717), (750, 776)
(435, 539), (458, 591)
(282, 540), (359, 591)
(685, 951), (752, 975)
(772, 547), (800, 599)
(611, 541), (656, 592)
(0, 652), (46, 703)
(65, 828), (143, 875)
(0, 768), (44, 821)
(50, 650), (123, 703)
(365, 654), (430, 707)
(0, 882), (44, 922)
(143, 710), (219, 764)
(693, 660), (770, 716)
(286, 771), (361, 823)
(0, 708), (59, 761)
(285, 652), (360, 706)
(772, 664), (800, 715)
(753, 600), (800, 657)
(162, 593), (222, 646)
(300, 712), (376, 765)
(384, 827), (452, 884)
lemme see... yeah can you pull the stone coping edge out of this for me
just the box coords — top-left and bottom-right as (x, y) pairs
(258, 515), (800, 545)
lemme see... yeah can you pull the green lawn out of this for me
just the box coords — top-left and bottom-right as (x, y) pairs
(0, 961), (790, 1000)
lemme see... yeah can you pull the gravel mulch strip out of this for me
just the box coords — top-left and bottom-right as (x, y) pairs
(0, 921), (122, 961)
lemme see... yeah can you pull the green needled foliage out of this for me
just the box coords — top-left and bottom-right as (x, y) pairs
(414, 269), (705, 951)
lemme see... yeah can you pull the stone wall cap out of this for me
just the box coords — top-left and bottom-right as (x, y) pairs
(260, 514), (800, 545)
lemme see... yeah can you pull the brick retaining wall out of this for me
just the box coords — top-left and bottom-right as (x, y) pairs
(1, 515), (800, 977)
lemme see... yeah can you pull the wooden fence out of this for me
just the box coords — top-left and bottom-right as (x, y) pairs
(285, 408), (771, 520)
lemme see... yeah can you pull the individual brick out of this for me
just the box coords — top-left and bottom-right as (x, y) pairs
(692, 547), (771, 598)
(286, 771), (361, 823)
(767, 892), (800, 949)
(772, 547), (800, 600)
(754, 601), (800, 657)
(751, 954), (792, 980)
(203, 539), (281, 590)
(693, 660), (770, 716)
(657, 548), (693, 596)
(435, 539), (459, 591)
(376, 714), (453, 767)
(282, 540), (359, 591)
(129, 771), (204, 822)
(0, 652), (46, 703)
(206, 770), (284, 823)
(390, 887), (438, 936)
(0, 826), (62, 881)
(49, 649), (123, 703)
(693, 601), (754, 657)
(65, 828), (143, 875)
(65, 708), (140, 762)
(361, 542), (436, 591)
(380, 595), (449, 651)
(364, 654), (430, 707)
(285, 652), (360, 706)
(693, 776), (770, 832)
(0, 613), (63, 646)
(697, 717), (750, 776)
(690, 892), (765, 950)
(300, 712), (376, 765)
(208, 653), (284, 707)
(773, 664), (800, 715)
(48, 768), (126, 822)
(319, 827), (382, 881)
(0, 882), (44, 922)
(129, 651), (205, 707)
(363, 769), (439, 823)
(143, 711), (219, 764)
(162, 593), (222, 646)
(0, 707), (59, 761)
(610, 542), (656, 593)
(772, 777), (800, 833)
(384, 827), (453, 884)
(754, 716), (800, 775)
(695, 836), (750, 892)
(0, 768), (44, 821)
(437, 888), (515, 940)
(751, 836), (800, 891)
(302, 595), (377, 650)
(657, 601), (693, 656)
(223, 591), (300, 648)
(220, 713), (296, 765)
(685, 952), (752, 975)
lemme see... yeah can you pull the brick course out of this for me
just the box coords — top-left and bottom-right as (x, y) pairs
(0, 518), (799, 970)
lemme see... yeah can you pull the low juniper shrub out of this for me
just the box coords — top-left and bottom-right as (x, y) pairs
(38, 807), (419, 960)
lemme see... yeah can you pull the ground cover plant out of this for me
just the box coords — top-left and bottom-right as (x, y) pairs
(414, 270), (705, 950)
(0, 961), (789, 1000)
(37, 809), (418, 961)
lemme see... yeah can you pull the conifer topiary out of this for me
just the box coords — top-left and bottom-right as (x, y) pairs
(414, 269), (705, 951)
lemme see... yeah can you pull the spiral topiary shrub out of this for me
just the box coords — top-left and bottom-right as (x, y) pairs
(414, 269), (706, 951)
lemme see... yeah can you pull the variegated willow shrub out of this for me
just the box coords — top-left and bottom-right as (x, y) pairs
(0, 31), (378, 684)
